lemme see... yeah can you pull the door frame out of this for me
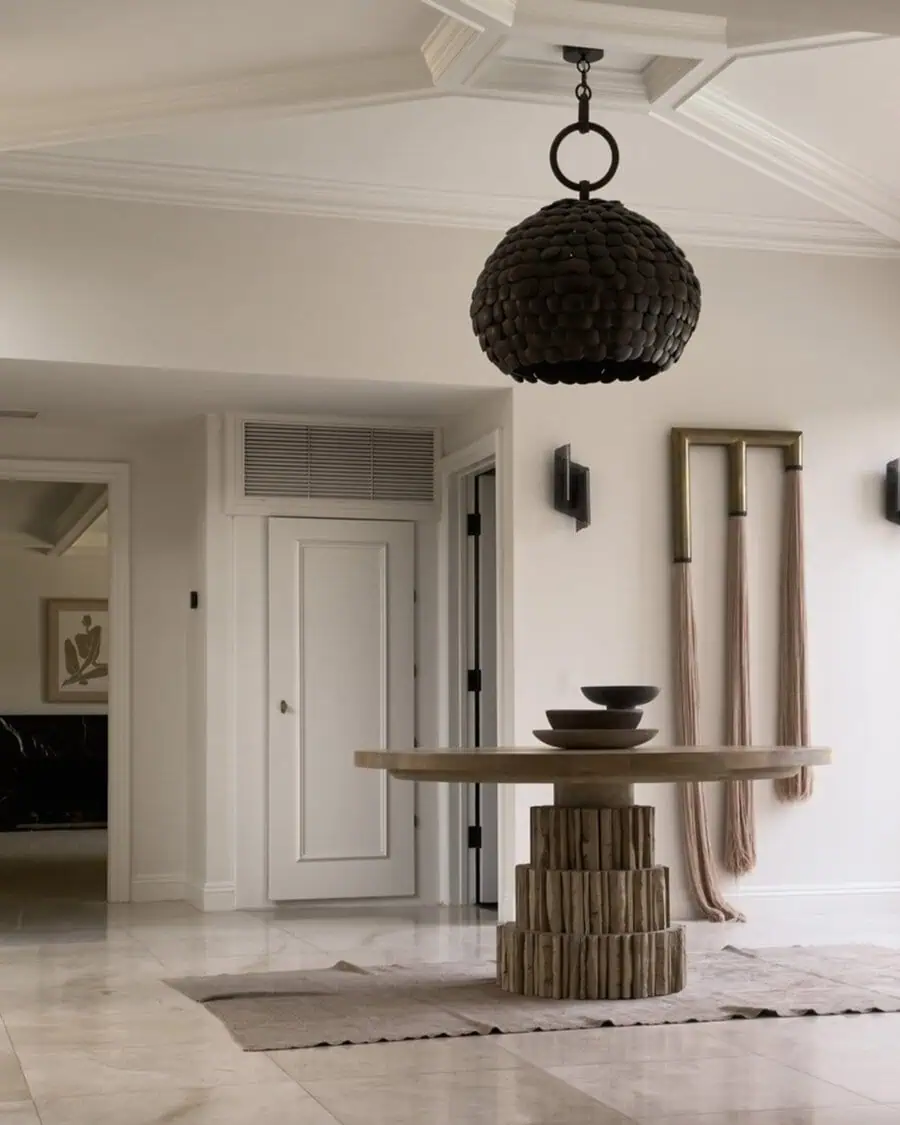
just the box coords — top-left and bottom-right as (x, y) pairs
(437, 430), (515, 914)
(0, 457), (131, 903)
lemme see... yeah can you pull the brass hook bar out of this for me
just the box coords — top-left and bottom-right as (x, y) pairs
(727, 440), (748, 517)
(671, 426), (803, 562)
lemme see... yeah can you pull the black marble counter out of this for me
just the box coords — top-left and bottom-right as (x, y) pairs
(0, 715), (107, 831)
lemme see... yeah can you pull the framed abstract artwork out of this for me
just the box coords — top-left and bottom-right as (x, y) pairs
(44, 598), (110, 704)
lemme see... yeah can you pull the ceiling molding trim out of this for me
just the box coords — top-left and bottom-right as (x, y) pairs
(660, 88), (900, 243)
(48, 485), (108, 558)
(471, 57), (648, 110)
(0, 152), (895, 257)
(0, 53), (436, 153)
(642, 55), (731, 110)
(420, 0), (516, 30)
(422, 16), (503, 86)
(512, 0), (727, 57)
(728, 28), (890, 54)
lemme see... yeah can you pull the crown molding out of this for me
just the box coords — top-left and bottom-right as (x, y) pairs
(0, 151), (894, 257)
(0, 53), (435, 153)
(422, 15), (503, 86)
(662, 88), (900, 244)
(421, 0), (516, 29)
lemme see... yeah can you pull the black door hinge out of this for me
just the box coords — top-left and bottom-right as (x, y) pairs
(467, 668), (482, 693)
(467, 825), (482, 849)
(467, 512), (482, 537)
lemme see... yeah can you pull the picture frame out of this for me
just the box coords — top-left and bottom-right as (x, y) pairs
(44, 598), (110, 704)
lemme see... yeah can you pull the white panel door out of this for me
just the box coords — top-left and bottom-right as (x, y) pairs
(268, 518), (416, 901)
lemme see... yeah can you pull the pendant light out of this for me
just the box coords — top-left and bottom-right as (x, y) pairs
(470, 48), (701, 385)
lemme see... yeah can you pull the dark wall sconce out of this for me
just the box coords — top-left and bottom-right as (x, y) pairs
(885, 460), (900, 524)
(553, 444), (591, 531)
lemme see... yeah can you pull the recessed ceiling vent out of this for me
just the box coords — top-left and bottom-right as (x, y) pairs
(242, 419), (436, 504)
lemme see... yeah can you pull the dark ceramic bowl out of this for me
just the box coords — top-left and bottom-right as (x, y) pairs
(581, 685), (660, 709)
(546, 708), (642, 731)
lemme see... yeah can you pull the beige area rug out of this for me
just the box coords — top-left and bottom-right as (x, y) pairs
(168, 944), (900, 1052)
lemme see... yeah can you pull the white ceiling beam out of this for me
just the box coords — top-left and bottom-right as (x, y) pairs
(47, 485), (108, 557)
(420, 0), (516, 29)
(421, 16), (504, 87)
(0, 53), (436, 152)
(511, 0), (728, 58)
(643, 56), (731, 110)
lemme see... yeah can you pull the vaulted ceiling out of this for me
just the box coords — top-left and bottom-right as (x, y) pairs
(0, 0), (897, 255)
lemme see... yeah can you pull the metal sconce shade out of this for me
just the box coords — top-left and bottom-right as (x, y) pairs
(471, 198), (701, 385)
(470, 48), (702, 386)
(885, 459), (900, 524)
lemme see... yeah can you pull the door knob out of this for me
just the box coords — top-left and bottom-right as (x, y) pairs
(280, 700), (288, 714)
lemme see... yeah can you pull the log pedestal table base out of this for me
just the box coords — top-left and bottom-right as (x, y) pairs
(498, 787), (684, 999)
(354, 746), (830, 1002)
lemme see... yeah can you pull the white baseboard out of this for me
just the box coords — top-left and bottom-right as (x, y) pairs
(729, 882), (900, 904)
(186, 880), (236, 912)
(130, 874), (186, 902)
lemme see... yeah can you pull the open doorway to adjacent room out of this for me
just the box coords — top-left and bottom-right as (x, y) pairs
(0, 463), (129, 916)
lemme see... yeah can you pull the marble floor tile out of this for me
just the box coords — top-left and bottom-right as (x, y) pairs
(271, 1035), (528, 1082)
(550, 1053), (873, 1120)
(16, 1040), (288, 1100)
(0, 1105), (40, 1124)
(654, 1109), (900, 1124)
(131, 927), (319, 960)
(152, 949), (340, 976)
(37, 1083), (343, 1125)
(0, 1054), (29, 1107)
(4, 996), (229, 1050)
(2, 889), (900, 1122)
(700, 1014), (900, 1103)
(496, 1023), (744, 1068)
(301, 1067), (634, 1125)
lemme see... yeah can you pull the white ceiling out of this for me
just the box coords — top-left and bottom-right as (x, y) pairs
(53, 99), (840, 222)
(0, 0), (893, 257)
(0, 479), (107, 553)
(0, 2), (897, 424)
(0, 0), (435, 99)
(714, 39), (900, 190)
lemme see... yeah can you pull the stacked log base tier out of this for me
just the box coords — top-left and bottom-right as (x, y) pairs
(531, 805), (655, 870)
(516, 865), (670, 935)
(497, 923), (686, 1000)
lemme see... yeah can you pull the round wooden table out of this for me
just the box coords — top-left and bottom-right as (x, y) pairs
(355, 745), (830, 1001)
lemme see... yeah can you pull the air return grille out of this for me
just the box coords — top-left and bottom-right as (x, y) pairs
(242, 420), (436, 503)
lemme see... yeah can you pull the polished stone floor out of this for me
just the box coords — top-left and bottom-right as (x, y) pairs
(1, 859), (900, 1122)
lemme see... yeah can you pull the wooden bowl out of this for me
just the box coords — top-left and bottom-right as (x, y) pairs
(581, 685), (660, 709)
(546, 708), (642, 731)
(533, 728), (658, 751)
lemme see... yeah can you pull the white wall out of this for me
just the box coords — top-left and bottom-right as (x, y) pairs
(0, 190), (506, 390)
(511, 249), (900, 917)
(0, 550), (108, 715)
(0, 418), (203, 900)
(4, 189), (900, 918)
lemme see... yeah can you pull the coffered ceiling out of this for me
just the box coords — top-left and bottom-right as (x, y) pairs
(0, 0), (897, 254)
